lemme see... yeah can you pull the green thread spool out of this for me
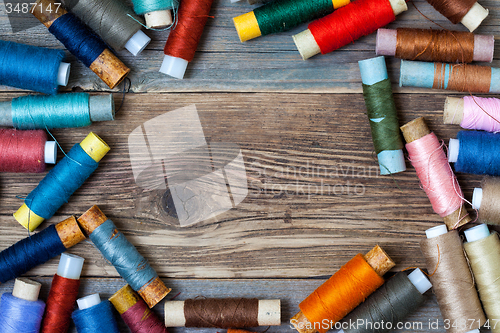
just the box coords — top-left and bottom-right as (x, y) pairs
(358, 56), (405, 175)
(233, 0), (350, 42)
(0, 93), (114, 129)
(464, 224), (500, 333)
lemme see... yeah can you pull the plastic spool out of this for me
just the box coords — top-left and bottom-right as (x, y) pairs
(472, 187), (483, 209)
(160, 54), (189, 80)
(425, 224), (448, 239)
(77, 294), (101, 310)
(124, 30), (151, 56)
(375, 28), (494, 62)
(358, 56), (406, 175)
(448, 138), (460, 163)
(407, 268), (432, 294)
(464, 223), (490, 243)
(57, 63), (71, 86)
(57, 253), (85, 280)
(44, 141), (57, 164)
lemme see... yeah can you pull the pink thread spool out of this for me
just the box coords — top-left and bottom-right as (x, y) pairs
(400, 117), (470, 230)
(444, 96), (500, 133)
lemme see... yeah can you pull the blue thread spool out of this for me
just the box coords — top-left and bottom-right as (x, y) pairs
(0, 40), (70, 95)
(399, 60), (500, 93)
(0, 93), (114, 129)
(78, 205), (171, 308)
(0, 278), (45, 333)
(31, 0), (129, 89)
(448, 130), (500, 176)
(358, 56), (406, 175)
(13, 132), (110, 231)
(0, 217), (85, 283)
(73, 294), (120, 333)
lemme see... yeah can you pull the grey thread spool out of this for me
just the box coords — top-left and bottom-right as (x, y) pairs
(340, 269), (430, 333)
(63, 0), (150, 55)
(421, 225), (485, 333)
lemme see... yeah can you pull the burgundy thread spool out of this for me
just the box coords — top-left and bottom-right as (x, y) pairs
(0, 129), (56, 173)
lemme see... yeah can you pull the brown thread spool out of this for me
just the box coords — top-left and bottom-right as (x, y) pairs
(290, 245), (395, 333)
(425, 0), (488, 31)
(164, 298), (281, 327)
(472, 177), (500, 225)
(400, 117), (470, 229)
(376, 28), (494, 63)
(421, 226), (486, 333)
(31, 0), (130, 89)
(78, 205), (170, 308)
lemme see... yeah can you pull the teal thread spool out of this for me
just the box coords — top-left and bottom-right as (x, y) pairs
(132, 0), (178, 29)
(358, 56), (405, 175)
(0, 93), (114, 129)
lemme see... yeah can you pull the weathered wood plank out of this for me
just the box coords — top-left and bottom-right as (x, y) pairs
(0, 0), (498, 92)
(0, 92), (490, 279)
(0, 277), (446, 333)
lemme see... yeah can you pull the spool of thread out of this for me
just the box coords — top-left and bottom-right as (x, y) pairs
(233, 0), (350, 42)
(421, 225), (486, 333)
(0, 129), (57, 173)
(340, 269), (432, 333)
(63, 0), (151, 55)
(425, 0), (488, 32)
(41, 253), (84, 333)
(376, 28), (494, 63)
(448, 130), (500, 176)
(399, 61), (500, 94)
(0, 216), (85, 284)
(400, 117), (470, 229)
(358, 56), (405, 175)
(472, 177), (500, 225)
(0, 40), (70, 95)
(31, 0), (130, 89)
(132, 0), (176, 28)
(444, 96), (500, 132)
(110, 284), (167, 333)
(0, 93), (114, 129)
(72, 294), (120, 333)
(463, 224), (500, 333)
(160, 0), (214, 79)
(13, 132), (110, 231)
(78, 205), (171, 308)
(165, 298), (281, 327)
(0, 278), (45, 333)
(290, 245), (395, 333)
(292, 0), (407, 60)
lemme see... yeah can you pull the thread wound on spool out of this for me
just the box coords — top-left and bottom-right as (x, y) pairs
(0, 129), (47, 173)
(395, 28), (475, 63)
(72, 300), (120, 333)
(40, 274), (81, 333)
(163, 0), (214, 62)
(461, 96), (500, 132)
(12, 93), (91, 129)
(464, 232), (500, 333)
(308, 0), (395, 54)
(420, 230), (486, 333)
(478, 177), (500, 225)
(63, 0), (144, 51)
(0, 293), (45, 333)
(132, 0), (177, 16)
(299, 254), (385, 333)
(0, 224), (66, 283)
(426, 0), (476, 24)
(455, 130), (500, 176)
(184, 298), (259, 328)
(341, 272), (426, 333)
(0, 40), (64, 95)
(405, 132), (464, 218)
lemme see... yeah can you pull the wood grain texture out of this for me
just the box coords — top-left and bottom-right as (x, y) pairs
(0, 0), (498, 92)
(0, 278), (446, 333)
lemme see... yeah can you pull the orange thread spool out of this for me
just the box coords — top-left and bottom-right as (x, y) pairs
(291, 246), (395, 333)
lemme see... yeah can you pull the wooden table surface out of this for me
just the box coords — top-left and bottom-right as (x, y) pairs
(1, 0), (499, 331)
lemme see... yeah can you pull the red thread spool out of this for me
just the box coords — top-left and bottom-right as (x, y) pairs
(292, 0), (407, 60)
(110, 285), (167, 333)
(0, 129), (56, 173)
(160, 0), (214, 79)
(41, 253), (84, 333)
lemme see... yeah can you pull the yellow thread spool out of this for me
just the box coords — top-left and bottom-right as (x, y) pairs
(14, 132), (110, 231)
